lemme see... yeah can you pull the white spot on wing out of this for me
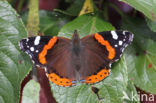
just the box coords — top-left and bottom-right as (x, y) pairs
(36, 65), (40, 67)
(109, 63), (112, 68)
(30, 47), (34, 51)
(123, 31), (126, 35)
(121, 48), (124, 52)
(119, 54), (122, 57)
(34, 36), (40, 45)
(123, 31), (128, 35)
(25, 51), (28, 54)
(32, 60), (35, 64)
(26, 38), (29, 42)
(44, 67), (48, 73)
(124, 44), (128, 47)
(131, 33), (134, 41)
(115, 45), (118, 47)
(119, 41), (123, 45)
(111, 31), (118, 40)
(36, 50), (39, 53)
(29, 54), (32, 58)
(46, 73), (49, 77)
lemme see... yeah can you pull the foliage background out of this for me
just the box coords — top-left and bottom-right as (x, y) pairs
(0, 0), (156, 103)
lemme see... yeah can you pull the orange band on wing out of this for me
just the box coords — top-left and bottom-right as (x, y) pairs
(94, 33), (115, 60)
(39, 36), (57, 64)
(48, 73), (73, 87)
(85, 68), (110, 84)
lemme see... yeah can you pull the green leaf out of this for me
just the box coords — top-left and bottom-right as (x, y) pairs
(124, 81), (139, 103)
(22, 80), (40, 103)
(124, 40), (156, 94)
(22, 10), (70, 36)
(0, 1), (31, 103)
(121, 16), (156, 41)
(97, 57), (128, 103)
(58, 15), (114, 38)
(54, 0), (84, 16)
(146, 18), (156, 32)
(39, 11), (70, 36)
(122, 16), (156, 94)
(50, 15), (129, 103)
(120, 0), (156, 20)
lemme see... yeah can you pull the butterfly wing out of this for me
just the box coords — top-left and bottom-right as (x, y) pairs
(80, 30), (133, 84)
(19, 36), (57, 66)
(44, 37), (80, 86)
(95, 30), (134, 62)
(20, 36), (75, 86)
(19, 30), (133, 86)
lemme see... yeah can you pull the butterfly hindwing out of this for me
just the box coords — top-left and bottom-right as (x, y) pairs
(44, 37), (78, 86)
(80, 35), (111, 83)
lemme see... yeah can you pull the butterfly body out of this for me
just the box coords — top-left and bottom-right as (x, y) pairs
(19, 30), (133, 87)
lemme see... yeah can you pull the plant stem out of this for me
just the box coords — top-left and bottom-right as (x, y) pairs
(27, 0), (40, 37)
(17, 0), (25, 12)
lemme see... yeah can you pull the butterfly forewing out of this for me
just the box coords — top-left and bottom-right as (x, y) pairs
(19, 36), (52, 66)
(94, 30), (133, 62)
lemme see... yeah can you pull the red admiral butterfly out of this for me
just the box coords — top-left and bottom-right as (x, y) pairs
(19, 30), (133, 87)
